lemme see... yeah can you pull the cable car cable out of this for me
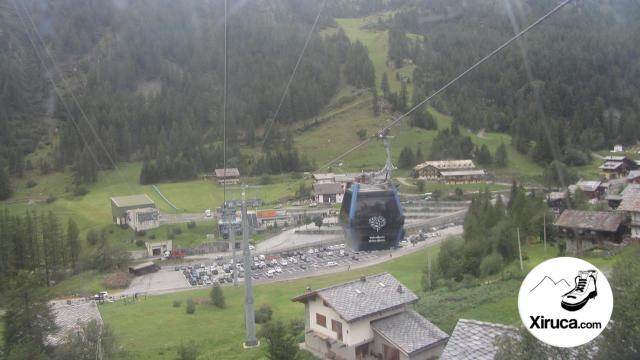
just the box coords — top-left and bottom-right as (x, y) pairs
(320, 0), (574, 170)
(260, 0), (326, 149)
(14, 0), (134, 193)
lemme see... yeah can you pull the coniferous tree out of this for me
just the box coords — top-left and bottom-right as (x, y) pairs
(259, 320), (299, 360)
(210, 283), (225, 308)
(0, 165), (11, 200)
(67, 219), (81, 271)
(3, 272), (57, 357)
(476, 144), (493, 166)
(397, 146), (415, 169)
(372, 88), (380, 116)
(399, 81), (408, 111)
(381, 72), (390, 99)
(495, 143), (508, 167)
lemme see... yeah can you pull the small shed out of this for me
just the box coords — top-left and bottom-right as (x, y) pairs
(111, 194), (156, 225)
(214, 168), (240, 184)
(146, 240), (173, 257)
(128, 261), (159, 276)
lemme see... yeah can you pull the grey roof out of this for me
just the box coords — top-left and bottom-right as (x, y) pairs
(110, 194), (155, 208)
(313, 182), (343, 195)
(603, 155), (628, 162)
(627, 170), (640, 180)
(371, 309), (448, 355)
(622, 184), (640, 196)
(415, 159), (475, 171)
(554, 209), (623, 232)
(214, 168), (240, 178)
(129, 261), (157, 271)
(599, 161), (624, 170)
(576, 180), (602, 192)
(312, 173), (335, 181)
(292, 273), (418, 322)
(47, 300), (103, 346)
(440, 319), (518, 360)
(618, 192), (640, 212)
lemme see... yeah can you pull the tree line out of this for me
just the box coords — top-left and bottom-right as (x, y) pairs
(0, 210), (129, 295)
(387, 0), (640, 170)
(423, 183), (550, 288)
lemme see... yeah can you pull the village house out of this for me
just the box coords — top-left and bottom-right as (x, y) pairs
(440, 319), (518, 360)
(554, 209), (625, 253)
(292, 273), (448, 360)
(413, 160), (486, 184)
(617, 187), (640, 240)
(214, 167), (240, 184)
(569, 180), (607, 200)
(313, 182), (344, 204)
(413, 160), (475, 180)
(599, 156), (638, 180)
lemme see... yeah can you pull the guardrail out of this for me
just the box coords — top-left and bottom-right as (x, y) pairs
(152, 184), (183, 212)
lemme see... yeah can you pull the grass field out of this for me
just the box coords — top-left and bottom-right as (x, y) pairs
(1, 163), (311, 237)
(99, 240), (623, 359)
(334, 16), (416, 96)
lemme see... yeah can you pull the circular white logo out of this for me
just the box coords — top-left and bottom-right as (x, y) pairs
(368, 216), (386, 232)
(518, 257), (613, 347)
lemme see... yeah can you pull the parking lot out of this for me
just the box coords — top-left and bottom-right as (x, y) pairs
(176, 243), (385, 287)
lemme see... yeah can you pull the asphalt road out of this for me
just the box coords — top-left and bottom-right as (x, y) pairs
(159, 212), (215, 225)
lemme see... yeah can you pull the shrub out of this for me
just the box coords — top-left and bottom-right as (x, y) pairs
(210, 284), (225, 308)
(175, 340), (198, 360)
(172, 227), (182, 235)
(186, 298), (196, 314)
(480, 252), (504, 276)
(255, 304), (273, 324)
(74, 185), (88, 196)
(46, 194), (57, 203)
(260, 175), (272, 185)
(173, 300), (182, 308)
(148, 233), (156, 240)
(187, 221), (196, 229)
(26, 179), (37, 188)
(135, 239), (145, 247)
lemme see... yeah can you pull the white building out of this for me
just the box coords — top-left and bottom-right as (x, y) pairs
(313, 182), (344, 204)
(126, 207), (160, 232)
(292, 273), (448, 360)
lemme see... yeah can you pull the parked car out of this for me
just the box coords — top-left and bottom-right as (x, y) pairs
(299, 264), (307, 270)
(326, 261), (338, 267)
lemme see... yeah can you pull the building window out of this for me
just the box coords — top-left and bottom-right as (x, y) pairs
(383, 344), (400, 360)
(316, 313), (326, 328)
(331, 319), (343, 341)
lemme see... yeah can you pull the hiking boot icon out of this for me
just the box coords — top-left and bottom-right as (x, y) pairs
(561, 270), (598, 312)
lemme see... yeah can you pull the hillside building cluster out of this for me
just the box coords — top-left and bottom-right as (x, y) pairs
(550, 155), (640, 253)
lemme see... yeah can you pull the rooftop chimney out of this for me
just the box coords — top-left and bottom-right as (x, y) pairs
(397, 285), (403, 294)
